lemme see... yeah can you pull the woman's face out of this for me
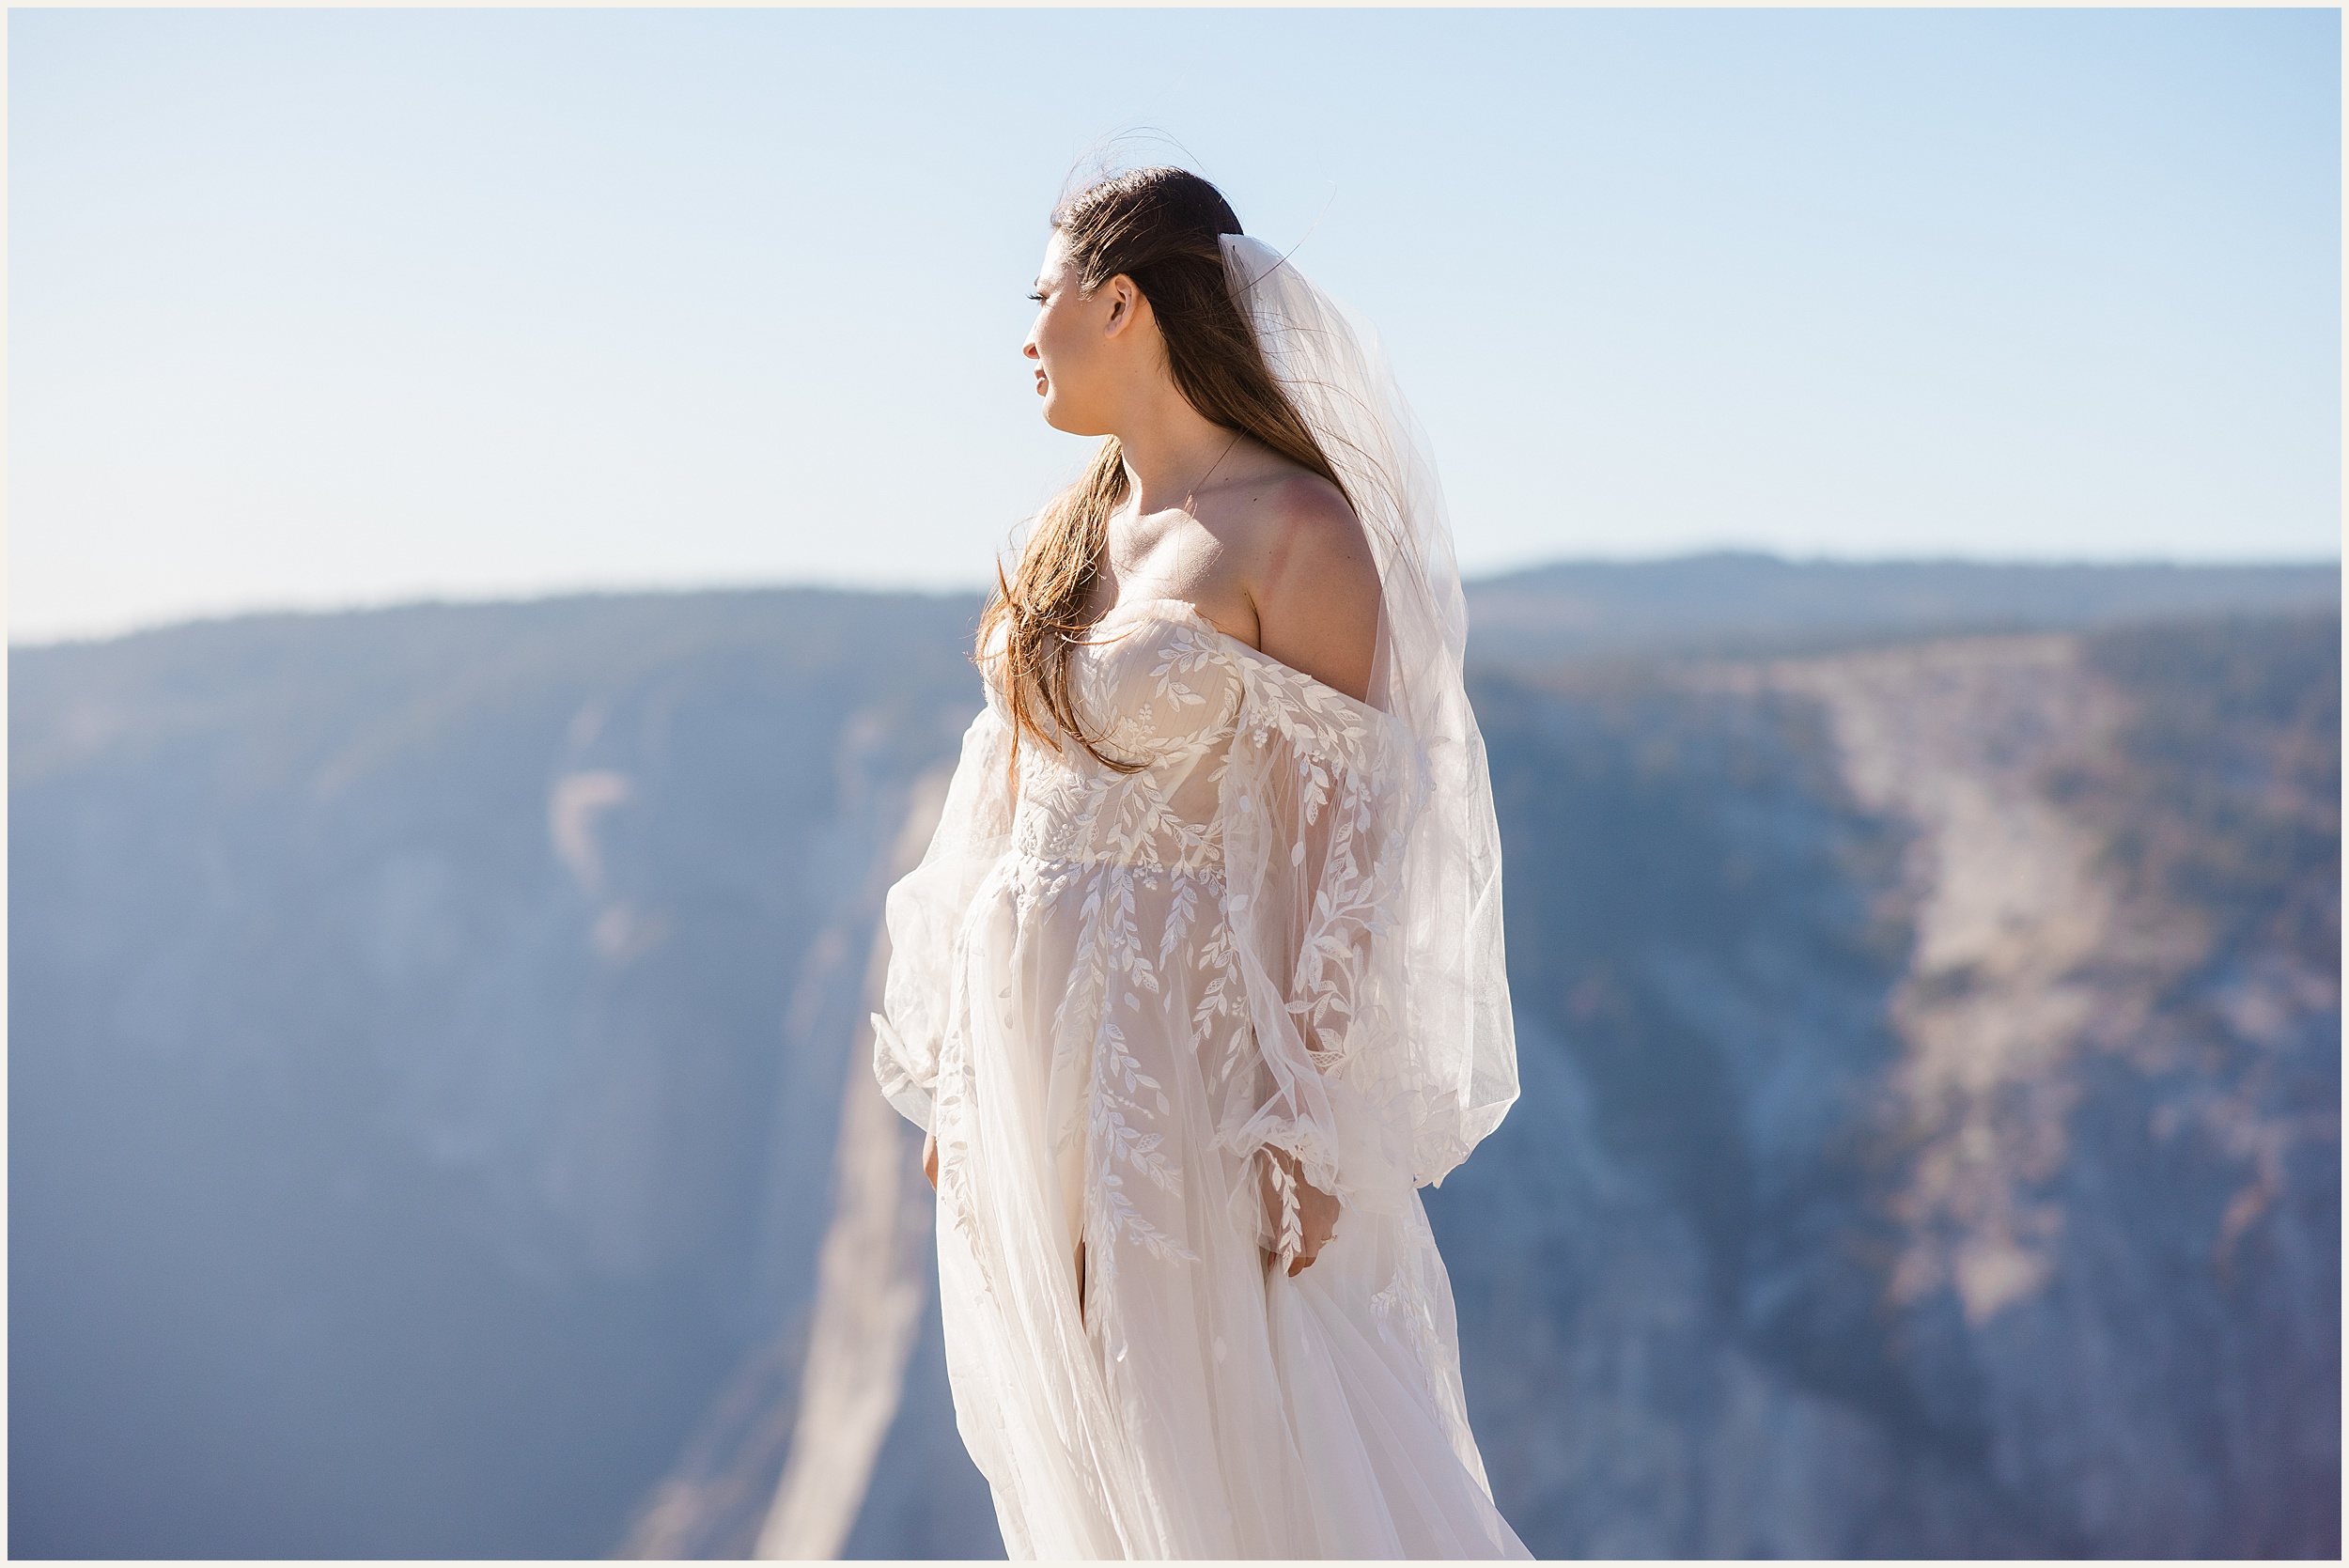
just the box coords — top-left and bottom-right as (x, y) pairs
(1021, 229), (1138, 437)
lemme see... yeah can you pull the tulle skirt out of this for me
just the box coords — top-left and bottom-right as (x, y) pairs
(927, 851), (1529, 1560)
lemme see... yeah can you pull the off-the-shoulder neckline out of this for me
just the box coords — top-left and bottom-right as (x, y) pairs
(1089, 596), (1390, 723)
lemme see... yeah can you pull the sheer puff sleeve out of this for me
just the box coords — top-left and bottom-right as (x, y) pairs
(1208, 651), (1429, 1266)
(871, 694), (1016, 1134)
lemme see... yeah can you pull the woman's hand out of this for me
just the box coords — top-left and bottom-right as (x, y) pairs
(923, 1126), (940, 1191)
(1262, 1147), (1341, 1277)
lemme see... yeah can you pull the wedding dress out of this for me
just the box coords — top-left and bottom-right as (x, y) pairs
(872, 234), (1528, 1560)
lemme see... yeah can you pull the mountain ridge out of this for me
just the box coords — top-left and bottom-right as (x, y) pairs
(13, 551), (2334, 658)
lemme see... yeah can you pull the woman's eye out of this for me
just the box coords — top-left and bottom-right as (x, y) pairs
(1027, 291), (1048, 304)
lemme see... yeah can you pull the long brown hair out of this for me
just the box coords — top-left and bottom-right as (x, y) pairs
(981, 166), (1345, 781)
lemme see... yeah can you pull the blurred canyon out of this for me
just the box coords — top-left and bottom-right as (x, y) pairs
(9, 555), (2339, 1558)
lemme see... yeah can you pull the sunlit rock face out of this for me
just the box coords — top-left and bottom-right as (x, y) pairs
(1439, 611), (2339, 1558)
(8, 568), (2337, 1560)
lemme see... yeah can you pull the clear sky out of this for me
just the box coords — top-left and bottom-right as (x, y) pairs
(10, 6), (2341, 644)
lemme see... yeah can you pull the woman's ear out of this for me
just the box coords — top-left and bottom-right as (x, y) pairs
(1101, 273), (1143, 338)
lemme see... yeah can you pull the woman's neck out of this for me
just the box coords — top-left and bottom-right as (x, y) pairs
(1112, 396), (1246, 517)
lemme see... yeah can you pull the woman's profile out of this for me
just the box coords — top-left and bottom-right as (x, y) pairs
(871, 163), (1528, 1559)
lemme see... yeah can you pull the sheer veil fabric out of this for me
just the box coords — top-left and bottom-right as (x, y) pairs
(870, 232), (1527, 1559)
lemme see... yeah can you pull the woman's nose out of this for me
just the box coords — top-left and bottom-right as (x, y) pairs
(1021, 340), (1039, 360)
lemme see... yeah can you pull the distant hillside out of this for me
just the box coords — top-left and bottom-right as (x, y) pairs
(15, 552), (2338, 670)
(1464, 552), (2339, 664)
(9, 565), (2338, 1558)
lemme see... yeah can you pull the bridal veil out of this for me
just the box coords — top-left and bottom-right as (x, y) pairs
(1213, 232), (1519, 1209)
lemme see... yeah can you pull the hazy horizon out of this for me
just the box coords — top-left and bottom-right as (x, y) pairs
(11, 547), (2338, 654)
(12, 8), (2340, 644)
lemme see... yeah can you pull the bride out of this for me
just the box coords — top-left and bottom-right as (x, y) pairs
(870, 164), (1529, 1560)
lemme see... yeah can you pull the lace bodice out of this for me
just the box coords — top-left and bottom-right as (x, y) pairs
(879, 586), (1497, 1235)
(988, 598), (1395, 881)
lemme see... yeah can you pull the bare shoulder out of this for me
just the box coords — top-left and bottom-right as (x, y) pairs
(1242, 472), (1380, 704)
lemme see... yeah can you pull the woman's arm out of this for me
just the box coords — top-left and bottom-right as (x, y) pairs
(1239, 474), (1383, 1276)
(873, 702), (1019, 1134)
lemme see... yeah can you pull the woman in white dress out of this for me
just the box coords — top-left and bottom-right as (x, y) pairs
(871, 165), (1529, 1560)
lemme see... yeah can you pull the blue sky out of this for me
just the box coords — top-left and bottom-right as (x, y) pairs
(10, 7), (2341, 642)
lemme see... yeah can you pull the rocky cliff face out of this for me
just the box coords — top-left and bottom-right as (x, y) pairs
(9, 591), (998, 1557)
(9, 569), (2336, 1559)
(1440, 612), (2338, 1557)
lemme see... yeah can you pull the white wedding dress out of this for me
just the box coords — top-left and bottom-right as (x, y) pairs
(872, 234), (1528, 1560)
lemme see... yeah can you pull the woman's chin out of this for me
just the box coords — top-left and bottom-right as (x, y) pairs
(1040, 404), (1100, 438)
